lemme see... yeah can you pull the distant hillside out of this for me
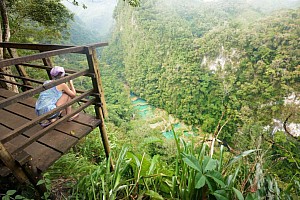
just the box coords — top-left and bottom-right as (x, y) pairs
(103, 0), (300, 135)
(63, 0), (117, 39)
(246, 0), (300, 12)
(66, 15), (100, 45)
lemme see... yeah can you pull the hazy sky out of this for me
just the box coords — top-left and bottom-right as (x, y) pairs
(62, 0), (300, 37)
(63, 0), (118, 36)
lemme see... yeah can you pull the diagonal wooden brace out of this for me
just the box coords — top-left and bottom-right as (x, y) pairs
(0, 142), (29, 183)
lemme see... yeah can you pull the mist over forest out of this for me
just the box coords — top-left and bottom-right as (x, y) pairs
(63, 0), (117, 40)
(66, 0), (300, 40)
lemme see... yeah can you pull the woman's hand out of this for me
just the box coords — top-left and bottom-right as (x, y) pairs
(63, 80), (76, 97)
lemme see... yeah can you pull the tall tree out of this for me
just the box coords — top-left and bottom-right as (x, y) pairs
(0, 0), (18, 92)
(0, 0), (74, 92)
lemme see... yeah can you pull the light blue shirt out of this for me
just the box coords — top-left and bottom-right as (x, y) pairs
(35, 80), (63, 117)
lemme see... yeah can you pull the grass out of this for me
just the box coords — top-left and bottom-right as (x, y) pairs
(2, 119), (299, 199)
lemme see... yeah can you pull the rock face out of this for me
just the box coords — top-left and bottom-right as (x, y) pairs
(202, 45), (299, 138)
(284, 93), (300, 106)
(270, 93), (300, 137)
(272, 119), (300, 138)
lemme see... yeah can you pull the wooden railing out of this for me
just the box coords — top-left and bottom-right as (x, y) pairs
(0, 42), (112, 195)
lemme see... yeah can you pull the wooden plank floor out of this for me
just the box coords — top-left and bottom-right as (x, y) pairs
(0, 88), (101, 175)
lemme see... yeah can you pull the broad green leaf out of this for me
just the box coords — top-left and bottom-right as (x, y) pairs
(145, 190), (164, 200)
(245, 193), (257, 200)
(241, 149), (260, 157)
(228, 149), (259, 166)
(127, 151), (141, 167)
(233, 187), (244, 200)
(213, 190), (229, 200)
(227, 163), (241, 187)
(205, 176), (213, 191)
(226, 174), (233, 186)
(148, 155), (159, 175)
(206, 171), (225, 187)
(160, 180), (172, 193)
(6, 190), (16, 196)
(195, 174), (206, 189)
(14, 195), (25, 199)
(37, 179), (46, 186)
(182, 153), (202, 172)
(199, 143), (207, 160)
(203, 156), (217, 172)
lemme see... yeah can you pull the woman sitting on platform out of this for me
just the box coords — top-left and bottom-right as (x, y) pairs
(35, 66), (78, 127)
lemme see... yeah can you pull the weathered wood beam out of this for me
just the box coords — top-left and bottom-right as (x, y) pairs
(21, 63), (77, 74)
(85, 47), (108, 117)
(0, 78), (33, 89)
(23, 161), (49, 198)
(0, 42), (108, 51)
(40, 55), (53, 79)
(0, 46), (86, 68)
(85, 46), (112, 169)
(0, 72), (92, 96)
(7, 48), (32, 90)
(0, 72), (43, 84)
(0, 142), (30, 183)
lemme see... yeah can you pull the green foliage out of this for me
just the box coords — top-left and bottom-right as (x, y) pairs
(40, 124), (299, 199)
(123, 0), (140, 7)
(269, 131), (300, 182)
(101, 64), (134, 127)
(107, 0), (300, 148)
(37, 173), (52, 200)
(2, 190), (17, 200)
(71, 147), (129, 199)
(0, 190), (34, 200)
(73, 130), (107, 163)
(100, 3), (300, 197)
(6, 0), (73, 43)
(171, 132), (300, 199)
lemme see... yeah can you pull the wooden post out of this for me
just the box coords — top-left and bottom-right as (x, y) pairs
(0, 142), (29, 183)
(85, 46), (113, 169)
(40, 51), (53, 79)
(7, 48), (32, 90)
(85, 48), (108, 118)
(23, 161), (54, 199)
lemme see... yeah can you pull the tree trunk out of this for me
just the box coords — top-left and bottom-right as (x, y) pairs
(0, 0), (19, 93)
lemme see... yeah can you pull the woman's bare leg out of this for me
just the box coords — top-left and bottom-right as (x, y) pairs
(56, 93), (79, 121)
(56, 93), (72, 115)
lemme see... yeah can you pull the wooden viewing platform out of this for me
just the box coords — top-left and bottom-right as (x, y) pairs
(0, 42), (111, 195)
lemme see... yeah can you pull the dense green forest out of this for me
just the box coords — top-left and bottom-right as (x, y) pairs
(0, 0), (300, 199)
(100, 0), (300, 199)
(106, 0), (300, 135)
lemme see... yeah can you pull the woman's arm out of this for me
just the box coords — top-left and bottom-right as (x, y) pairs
(58, 81), (76, 98)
